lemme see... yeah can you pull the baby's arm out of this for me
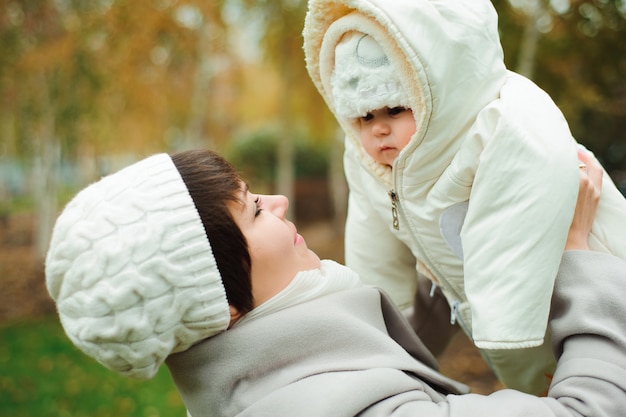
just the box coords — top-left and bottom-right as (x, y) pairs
(444, 153), (626, 416)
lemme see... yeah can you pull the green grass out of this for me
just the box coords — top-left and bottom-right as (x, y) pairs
(0, 316), (186, 417)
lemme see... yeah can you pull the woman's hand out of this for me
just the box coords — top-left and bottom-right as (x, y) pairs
(564, 149), (602, 250)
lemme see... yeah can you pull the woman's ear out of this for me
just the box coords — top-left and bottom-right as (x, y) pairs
(228, 305), (242, 328)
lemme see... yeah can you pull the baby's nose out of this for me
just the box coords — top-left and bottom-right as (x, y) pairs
(372, 120), (390, 136)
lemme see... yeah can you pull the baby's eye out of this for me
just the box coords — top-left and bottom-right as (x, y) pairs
(254, 196), (263, 217)
(360, 112), (374, 122)
(388, 107), (407, 116)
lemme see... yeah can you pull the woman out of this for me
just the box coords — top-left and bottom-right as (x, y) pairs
(45, 149), (626, 416)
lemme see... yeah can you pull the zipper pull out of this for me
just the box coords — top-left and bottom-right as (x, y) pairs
(450, 301), (460, 325)
(388, 190), (399, 230)
(429, 282), (438, 298)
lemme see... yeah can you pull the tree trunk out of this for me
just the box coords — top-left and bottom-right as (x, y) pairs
(329, 128), (347, 235)
(183, 24), (215, 150)
(32, 72), (59, 262)
(276, 36), (295, 220)
(516, 0), (547, 79)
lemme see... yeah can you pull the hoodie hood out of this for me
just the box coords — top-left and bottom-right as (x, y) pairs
(303, 0), (507, 186)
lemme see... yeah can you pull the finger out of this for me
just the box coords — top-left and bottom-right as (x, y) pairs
(577, 147), (591, 163)
(585, 156), (602, 192)
(577, 148), (602, 189)
(577, 148), (590, 173)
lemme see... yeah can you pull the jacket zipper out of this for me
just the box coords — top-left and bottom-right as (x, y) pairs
(388, 185), (469, 333)
(388, 190), (400, 230)
(450, 301), (461, 325)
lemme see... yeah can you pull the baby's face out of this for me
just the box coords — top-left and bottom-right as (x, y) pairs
(355, 107), (415, 167)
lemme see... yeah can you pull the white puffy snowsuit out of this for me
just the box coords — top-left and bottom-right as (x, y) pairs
(303, 0), (626, 393)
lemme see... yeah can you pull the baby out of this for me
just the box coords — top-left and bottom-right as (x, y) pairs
(303, 0), (626, 394)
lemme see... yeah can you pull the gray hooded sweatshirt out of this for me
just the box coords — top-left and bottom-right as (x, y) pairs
(166, 251), (626, 417)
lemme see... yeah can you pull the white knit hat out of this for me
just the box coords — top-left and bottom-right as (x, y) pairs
(331, 32), (410, 119)
(45, 153), (230, 379)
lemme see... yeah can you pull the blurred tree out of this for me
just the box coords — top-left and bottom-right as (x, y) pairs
(0, 0), (105, 258)
(232, 0), (339, 220)
(172, 1), (230, 150)
(494, 0), (626, 173)
(1, 0), (623, 260)
(0, 0), (234, 259)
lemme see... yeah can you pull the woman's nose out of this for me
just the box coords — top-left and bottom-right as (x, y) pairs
(264, 195), (289, 218)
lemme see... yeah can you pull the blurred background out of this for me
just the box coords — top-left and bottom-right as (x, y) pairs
(1, 0), (624, 415)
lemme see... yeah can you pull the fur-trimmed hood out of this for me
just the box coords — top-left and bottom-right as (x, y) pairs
(303, 0), (507, 186)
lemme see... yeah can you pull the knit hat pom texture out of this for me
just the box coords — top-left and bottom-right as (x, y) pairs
(331, 32), (410, 119)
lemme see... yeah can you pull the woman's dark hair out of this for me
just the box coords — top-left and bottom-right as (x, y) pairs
(171, 149), (254, 315)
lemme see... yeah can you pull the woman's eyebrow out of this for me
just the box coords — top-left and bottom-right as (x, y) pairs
(238, 182), (251, 214)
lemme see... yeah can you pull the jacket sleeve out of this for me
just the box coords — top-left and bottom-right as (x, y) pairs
(461, 72), (580, 349)
(440, 251), (626, 417)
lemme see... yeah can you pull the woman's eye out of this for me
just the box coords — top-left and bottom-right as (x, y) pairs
(254, 197), (263, 217)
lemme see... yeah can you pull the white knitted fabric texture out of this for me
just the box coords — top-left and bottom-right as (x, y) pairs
(45, 154), (230, 379)
(331, 32), (410, 119)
